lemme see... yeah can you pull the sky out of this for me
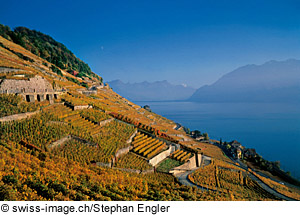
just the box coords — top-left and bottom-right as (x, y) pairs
(1, 0), (300, 88)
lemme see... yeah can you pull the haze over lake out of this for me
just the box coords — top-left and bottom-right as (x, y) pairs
(135, 101), (300, 179)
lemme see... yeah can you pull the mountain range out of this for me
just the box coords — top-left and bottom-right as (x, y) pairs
(190, 59), (300, 103)
(107, 80), (196, 101)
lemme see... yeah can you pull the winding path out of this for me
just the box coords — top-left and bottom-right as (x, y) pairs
(174, 157), (298, 201)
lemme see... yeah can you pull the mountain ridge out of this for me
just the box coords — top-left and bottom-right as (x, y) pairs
(108, 79), (196, 101)
(190, 59), (300, 103)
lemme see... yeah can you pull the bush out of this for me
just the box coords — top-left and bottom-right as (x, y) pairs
(2, 175), (18, 184)
(0, 183), (16, 200)
(51, 65), (63, 76)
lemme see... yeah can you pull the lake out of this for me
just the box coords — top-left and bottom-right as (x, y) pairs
(135, 101), (300, 179)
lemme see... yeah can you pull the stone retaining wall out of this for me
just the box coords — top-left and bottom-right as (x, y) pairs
(0, 110), (40, 123)
(0, 67), (24, 73)
(149, 145), (175, 166)
(169, 156), (197, 176)
(64, 102), (91, 111)
(106, 167), (154, 174)
(47, 121), (68, 126)
(126, 129), (138, 144)
(96, 162), (112, 168)
(170, 153), (204, 176)
(98, 118), (114, 126)
(114, 145), (133, 159)
(111, 129), (138, 161)
(48, 135), (97, 149)
(113, 167), (140, 174)
(73, 105), (90, 110)
(140, 168), (155, 174)
(48, 135), (72, 149)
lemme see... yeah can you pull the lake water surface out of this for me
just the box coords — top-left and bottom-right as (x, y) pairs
(135, 101), (300, 179)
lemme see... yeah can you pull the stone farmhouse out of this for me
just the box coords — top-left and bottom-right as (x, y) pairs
(0, 75), (61, 103)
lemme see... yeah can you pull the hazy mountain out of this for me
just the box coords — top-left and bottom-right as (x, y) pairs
(108, 80), (196, 101)
(190, 59), (300, 103)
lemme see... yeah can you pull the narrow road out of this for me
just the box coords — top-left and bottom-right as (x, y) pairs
(174, 156), (298, 200)
(175, 156), (214, 192)
(176, 168), (203, 190)
(247, 172), (296, 201)
(176, 168), (218, 192)
(234, 159), (297, 200)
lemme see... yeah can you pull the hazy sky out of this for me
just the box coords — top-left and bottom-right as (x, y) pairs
(1, 0), (300, 88)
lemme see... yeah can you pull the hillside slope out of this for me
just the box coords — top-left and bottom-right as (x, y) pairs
(0, 24), (102, 82)
(1, 27), (299, 201)
(190, 59), (300, 103)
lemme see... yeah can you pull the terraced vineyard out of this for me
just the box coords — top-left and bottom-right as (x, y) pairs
(51, 139), (108, 164)
(79, 109), (110, 123)
(0, 113), (70, 151)
(132, 132), (167, 159)
(63, 114), (100, 136)
(2, 28), (297, 202)
(61, 93), (89, 106)
(114, 152), (153, 171)
(43, 104), (137, 162)
(43, 103), (76, 119)
(251, 170), (300, 200)
(170, 149), (193, 163)
(0, 139), (243, 201)
(88, 120), (136, 162)
(188, 160), (279, 200)
(0, 94), (40, 118)
(44, 104), (101, 136)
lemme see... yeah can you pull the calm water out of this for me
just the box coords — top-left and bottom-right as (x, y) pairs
(135, 101), (300, 179)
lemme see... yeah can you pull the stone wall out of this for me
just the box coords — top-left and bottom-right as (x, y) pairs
(149, 145), (175, 166)
(112, 167), (140, 174)
(64, 102), (91, 111)
(96, 162), (112, 168)
(48, 135), (97, 150)
(169, 155), (198, 176)
(140, 169), (155, 174)
(48, 135), (72, 149)
(114, 145), (133, 159)
(126, 129), (138, 144)
(105, 167), (154, 174)
(47, 121), (68, 126)
(0, 67), (24, 73)
(196, 153), (203, 167)
(0, 110), (40, 123)
(82, 90), (97, 96)
(98, 118), (114, 127)
(73, 105), (90, 110)
(0, 75), (53, 94)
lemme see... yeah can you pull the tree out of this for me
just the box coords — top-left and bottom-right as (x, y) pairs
(194, 130), (201, 137)
(203, 132), (209, 140)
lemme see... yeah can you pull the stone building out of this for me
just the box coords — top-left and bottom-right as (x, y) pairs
(0, 75), (57, 103)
